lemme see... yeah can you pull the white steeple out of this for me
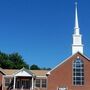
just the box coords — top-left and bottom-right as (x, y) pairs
(74, 2), (79, 35)
(72, 2), (83, 54)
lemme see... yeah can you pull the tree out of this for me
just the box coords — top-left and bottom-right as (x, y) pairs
(41, 67), (51, 70)
(9, 53), (29, 69)
(0, 51), (29, 69)
(0, 51), (9, 67)
(30, 64), (41, 70)
(1, 60), (14, 69)
(0, 51), (51, 70)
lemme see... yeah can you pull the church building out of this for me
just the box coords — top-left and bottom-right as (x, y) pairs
(0, 2), (89, 90)
(47, 2), (90, 90)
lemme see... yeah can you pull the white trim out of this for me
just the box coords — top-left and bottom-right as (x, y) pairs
(58, 87), (67, 90)
(13, 67), (35, 77)
(35, 78), (47, 88)
(47, 52), (90, 75)
(3, 75), (13, 77)
(37, 76), (47, 78)
(15, 70), (32, 77)
(72, 58), (84, 86)
(13, 76), (16, 89)
(47, 54), (73, 75)
(32, 77), (34, 89)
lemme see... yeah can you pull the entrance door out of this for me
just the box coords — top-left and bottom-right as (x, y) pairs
(21, 79), (31, 89)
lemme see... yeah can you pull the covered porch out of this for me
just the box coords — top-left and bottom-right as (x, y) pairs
(13, 76), (34, 90)
(12, 68), (35, 90)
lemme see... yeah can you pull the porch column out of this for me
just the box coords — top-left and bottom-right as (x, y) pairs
(13, 76), (16, 89)
(32, 77), (34, 90)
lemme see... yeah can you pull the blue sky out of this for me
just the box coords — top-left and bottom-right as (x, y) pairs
(0, 0), (90, 68)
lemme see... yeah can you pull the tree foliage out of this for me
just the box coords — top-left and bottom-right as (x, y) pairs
(30, 64), (51, 70)
(0, 51), (51, 70)
(30, 64), (41, 70)
(0, 51), (29, 69)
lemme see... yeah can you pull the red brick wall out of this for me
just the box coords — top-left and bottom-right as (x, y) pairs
(0, 71), (3, 90)
(0, 72), (2, 83)
(47, 53), (90, 90)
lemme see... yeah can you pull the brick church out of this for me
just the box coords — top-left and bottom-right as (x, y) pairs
(47, 2), (90, 90)
(0, 2), (90, 90)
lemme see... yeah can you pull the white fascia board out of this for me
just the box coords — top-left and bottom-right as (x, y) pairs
(15, 70), (32, 77)
(47, 52), (90, 75)
(36, 76), (47, 78)
(13, 68), (35, 77)
(3, 75), (13, 77)
(80, 52), (90, 60)
(47, 54), (73, 75)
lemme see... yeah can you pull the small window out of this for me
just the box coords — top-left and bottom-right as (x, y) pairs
(5, 78), (11, 86)
(36, 79), (40, 87)
(36, 79), (47, 88)
(42, 79), (47, 88)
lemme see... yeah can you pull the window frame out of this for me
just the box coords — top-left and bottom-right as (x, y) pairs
(35, 78), (47, 88)
(5, 77), (11, 87)
(72, 58), (84, 86)
(41, 79), (47, 88)
(35, 79), (41, 88)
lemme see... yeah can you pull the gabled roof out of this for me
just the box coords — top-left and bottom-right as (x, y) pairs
(13, 67), (35, 77)
(3, 69), (18, 75)
(47, 52), (90, 75)
(3, 68), (48, 77)
(31, 70), (48, 77)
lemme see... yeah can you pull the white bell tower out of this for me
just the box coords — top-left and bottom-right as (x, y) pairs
(72, 2), (83, 54)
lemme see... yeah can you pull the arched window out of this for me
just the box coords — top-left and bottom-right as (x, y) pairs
(73, 58), (84, 85)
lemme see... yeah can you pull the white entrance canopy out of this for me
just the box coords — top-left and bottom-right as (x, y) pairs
(13, 67), (35, 77)
(13, 67), (35, 89)
(15, 70), (32, 77)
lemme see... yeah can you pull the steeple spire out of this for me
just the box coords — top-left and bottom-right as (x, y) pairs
(72, 2), (83, 54)
(74, 2), (80, 35)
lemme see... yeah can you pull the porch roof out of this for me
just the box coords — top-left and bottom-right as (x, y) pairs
(13, 68), (35, 77)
